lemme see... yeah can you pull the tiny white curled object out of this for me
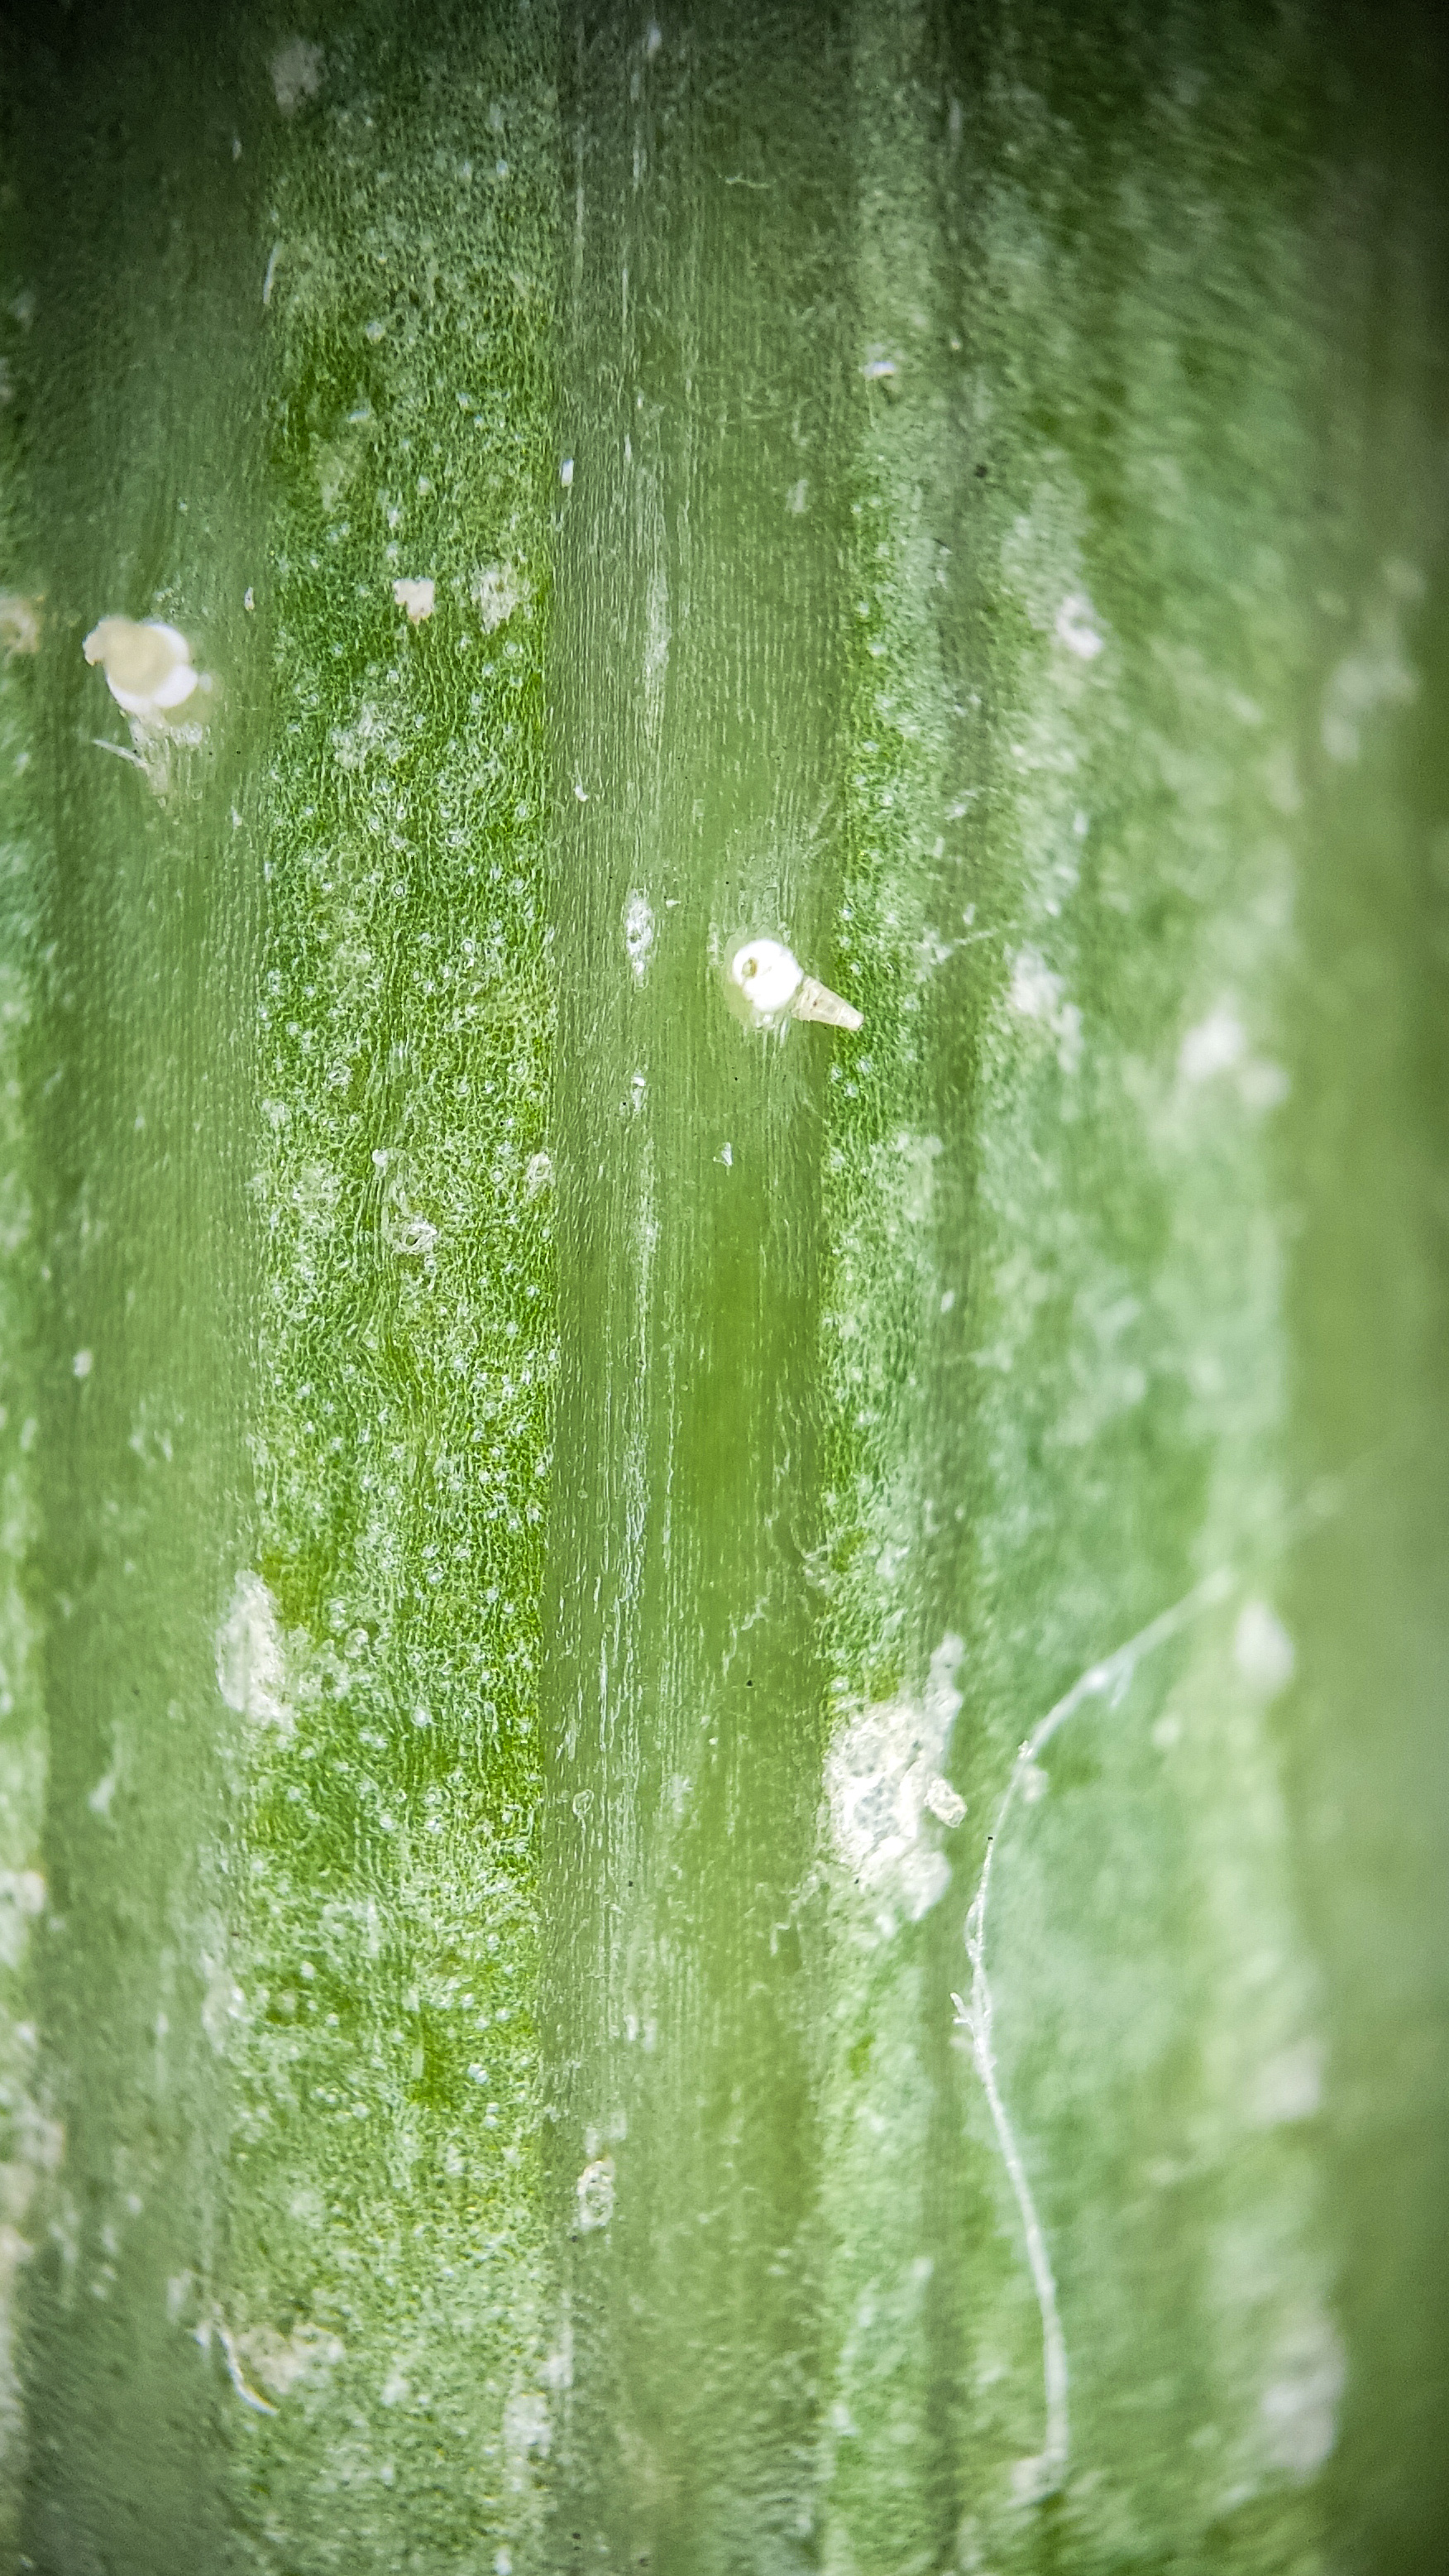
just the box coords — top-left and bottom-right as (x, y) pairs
(83, 617), (200, 721)
(726, 936), (863, 1033)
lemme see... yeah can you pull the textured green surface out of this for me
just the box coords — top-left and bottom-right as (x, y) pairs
(0, 2), (1447, 2571)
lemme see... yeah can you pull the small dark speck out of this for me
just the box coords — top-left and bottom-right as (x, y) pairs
(974, 463), (988, 479)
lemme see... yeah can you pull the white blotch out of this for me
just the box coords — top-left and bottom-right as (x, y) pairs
(216, 1573), (293, 1733)
(472, 561), (529, 631)
(201, 1954), (246, 2053)
(72, 1349), (93, 1380)
(624, 891), (654, 981)
(1010, 950), (1063, 1022)
(1179, 1009), (1246, 1084)
(1260, 2312), (1345, 2478)
(861, 352), (898, 383)
(270, 38), (324, 114)
(1233, 1599), (1295, 1697)
(237, 2321), (343, 2398)
(787, 477), (808, 515)
(392, 577), (434, 625)
(1250, 2038), (1324, 2128)
(1054, 592), (1103, 659)
(1322, 592), (1419, 764)
(826, 1635), (964, 1923)
(0, 593), (40, 657)
(524, 1151), (553, 1198)
(925, 1775), (966, 1827)
(576, 2155), (615, 2230)
(504, 2390), (552, 2484)
(1238, 1057), (1290, 1111)
(261, 244), (280, 307)
(644, 21), (662, 55)
(560, 457), (574, 488)
(1008, 949), (1081, 1075)
(717, 1142), (733, 1167)
(0, 1869), (45, 1922)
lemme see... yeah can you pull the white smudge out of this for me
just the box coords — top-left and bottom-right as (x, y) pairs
(1008, 948), (1082, 1075)
(1260, 2311), (1345, 2478)
(72, 1349), (93, 1380)
(473, 561), (529, 630)
(1322, 574), (1421, 764)
(216, 1573), (292, 1733)
(576, 2156), (615, 2231)
(1233, 1599), (1295, 1697)
(1054, 592), (1104, 659)
(236, 2320), (343, 2398)
(826, 1635), (964, 1923)
(0, 594), (40, 657)
(926, 1772), (968, 1834)
(1179, 1008), (1246, 1085)
(787, 477), (808, 515)
(393, 577), (435, 625)
(559, 457), (574, 488)
(270, 39), (324, 114)
(1249, 2038), (1324, 2128)
(624, 891), (654, 981)
(504, 2388), (552, 2478)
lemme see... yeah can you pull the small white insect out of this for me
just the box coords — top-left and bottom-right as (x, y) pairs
(83, 617), (201, 720)
(392, 577), (435, 625)
(724, 936), (863, 1034)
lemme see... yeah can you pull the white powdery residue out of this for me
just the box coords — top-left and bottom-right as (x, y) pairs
(624, 891), (654, 981)
(237, 2320), (344, 2399)
(826, 1635), (964, 1925)
(1008, 949), (1082, 1076)
(575, 2155), (615, 2230)
(393, 577), (435, 625)
(925, 1775), (967, 1827)
(1233, 1599), (1295, 1697)
(1179, 1008), (1246, 1085)
(1249, 2037), (1324, 2128)
(1322, 567), (1422, 763)
(503, 2389), (552, 2485)
(216, 1573), (292, 1732)
(1260, 2310), (1345, 2478)
(270, 38), (323, 113)
(1054, 592), (1104, 659)
(200, 1951), (246, 2054)
(472, 561), (530, 631)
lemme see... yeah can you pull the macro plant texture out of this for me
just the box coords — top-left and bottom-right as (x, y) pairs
(0, 2), (1446, 2573)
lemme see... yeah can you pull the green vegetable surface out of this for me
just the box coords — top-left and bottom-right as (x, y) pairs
(0, 2), (1445, 2571)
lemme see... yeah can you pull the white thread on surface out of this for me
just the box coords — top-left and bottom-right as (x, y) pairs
(954, 1561), (1237, 2497)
